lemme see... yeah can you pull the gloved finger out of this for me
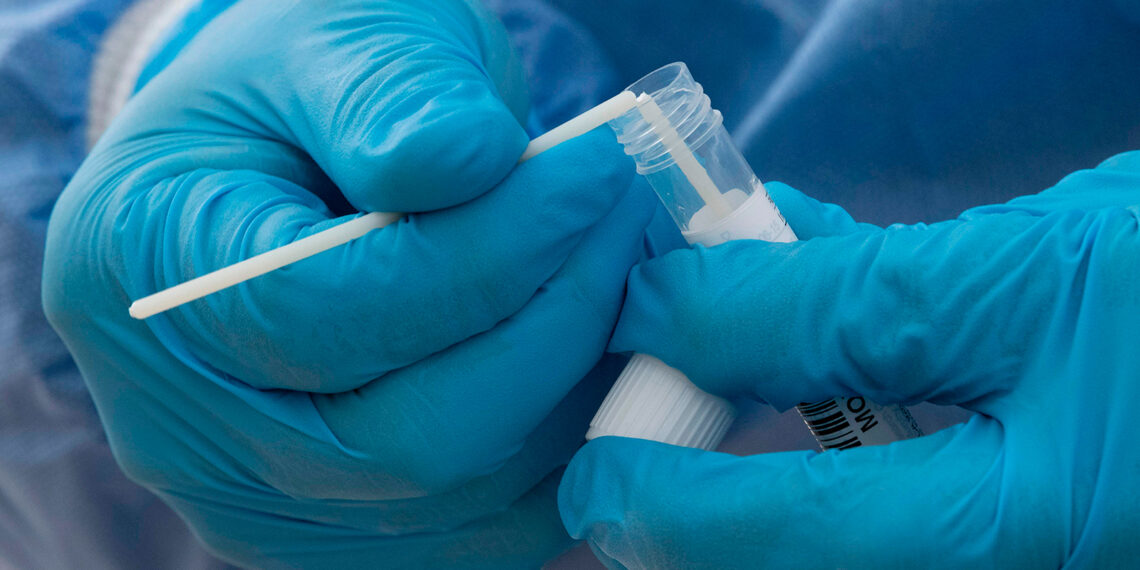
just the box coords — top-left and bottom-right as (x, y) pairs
(340, 354), (625, 528)
(560, 419), (1044, 569)
(131, 0), (529, 214)
(764, 181), (879, 238)
(178, 469), (573, 570)
(310, 185), (655, 496)
(162, 197), (636, 521)
(175, 354), (623, 537)
(291, 0), (531, 212)
(610, 207), (1107, 411)
(961, 151), (1140, 220)
(638, 181), (871, 264)
(124, 129), (634, 393)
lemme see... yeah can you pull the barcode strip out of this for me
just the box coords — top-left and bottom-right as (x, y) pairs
(807, 412), (847, 436)
(798, 399), (863, 451)
(797, 400), (835, 415)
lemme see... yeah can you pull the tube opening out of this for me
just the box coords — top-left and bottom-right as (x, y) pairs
(610, 62), (723, 173)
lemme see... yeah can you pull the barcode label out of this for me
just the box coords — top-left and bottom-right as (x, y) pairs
(797, 399), (862, 450)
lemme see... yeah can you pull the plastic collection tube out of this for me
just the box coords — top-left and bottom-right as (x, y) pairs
(128, 91), (639, 320)
(588, 62), (923, 451)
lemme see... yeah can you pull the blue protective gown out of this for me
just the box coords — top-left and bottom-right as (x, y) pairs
(0, 1), (227, 568)
(3, 0), (1138, 567)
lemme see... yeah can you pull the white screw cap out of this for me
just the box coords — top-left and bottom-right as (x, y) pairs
(587, 354), (736, 450)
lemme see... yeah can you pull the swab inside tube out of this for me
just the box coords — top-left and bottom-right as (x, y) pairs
(633, 92), (734, 219)
(129, 91), (640, 319)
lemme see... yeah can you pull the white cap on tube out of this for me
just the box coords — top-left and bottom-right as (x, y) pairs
(587, 354), (735, 450)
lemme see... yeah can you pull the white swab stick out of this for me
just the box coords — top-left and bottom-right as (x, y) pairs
(129, 91), (640, 319)
(128, 211), (400, 319)
(520, 91), (638, 161)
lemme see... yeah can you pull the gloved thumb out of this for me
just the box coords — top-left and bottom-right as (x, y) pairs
(558, 420), (1041, 568)
(611, 182), (1076, 414)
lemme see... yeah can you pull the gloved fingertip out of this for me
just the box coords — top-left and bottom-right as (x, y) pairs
(359, 100), (530, 212)
(606, 256), (682, 355)
(518, 127), (637, 218)
(765, 180), (864, 238)
(569, 182), (658, 281)
(588, 541), (631, 570)
(456, 0), (531, 123)
(560, 126), (633, 180)
(558, 437), (630, 541)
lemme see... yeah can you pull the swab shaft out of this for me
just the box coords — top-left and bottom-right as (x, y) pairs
(129, 92), (640, 319)
(521, 91), (638, 161)
(128, 212), (399, 319)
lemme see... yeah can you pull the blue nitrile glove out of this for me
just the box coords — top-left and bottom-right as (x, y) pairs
(42, 1), (656, 567)
(560, 152), (1140, 568)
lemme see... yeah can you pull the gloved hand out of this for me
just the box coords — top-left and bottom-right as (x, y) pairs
(43, 1), (654, 567)
(559, 152), (1140, 568)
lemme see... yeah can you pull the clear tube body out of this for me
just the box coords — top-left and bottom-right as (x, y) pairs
(593, 62), (922, 450)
